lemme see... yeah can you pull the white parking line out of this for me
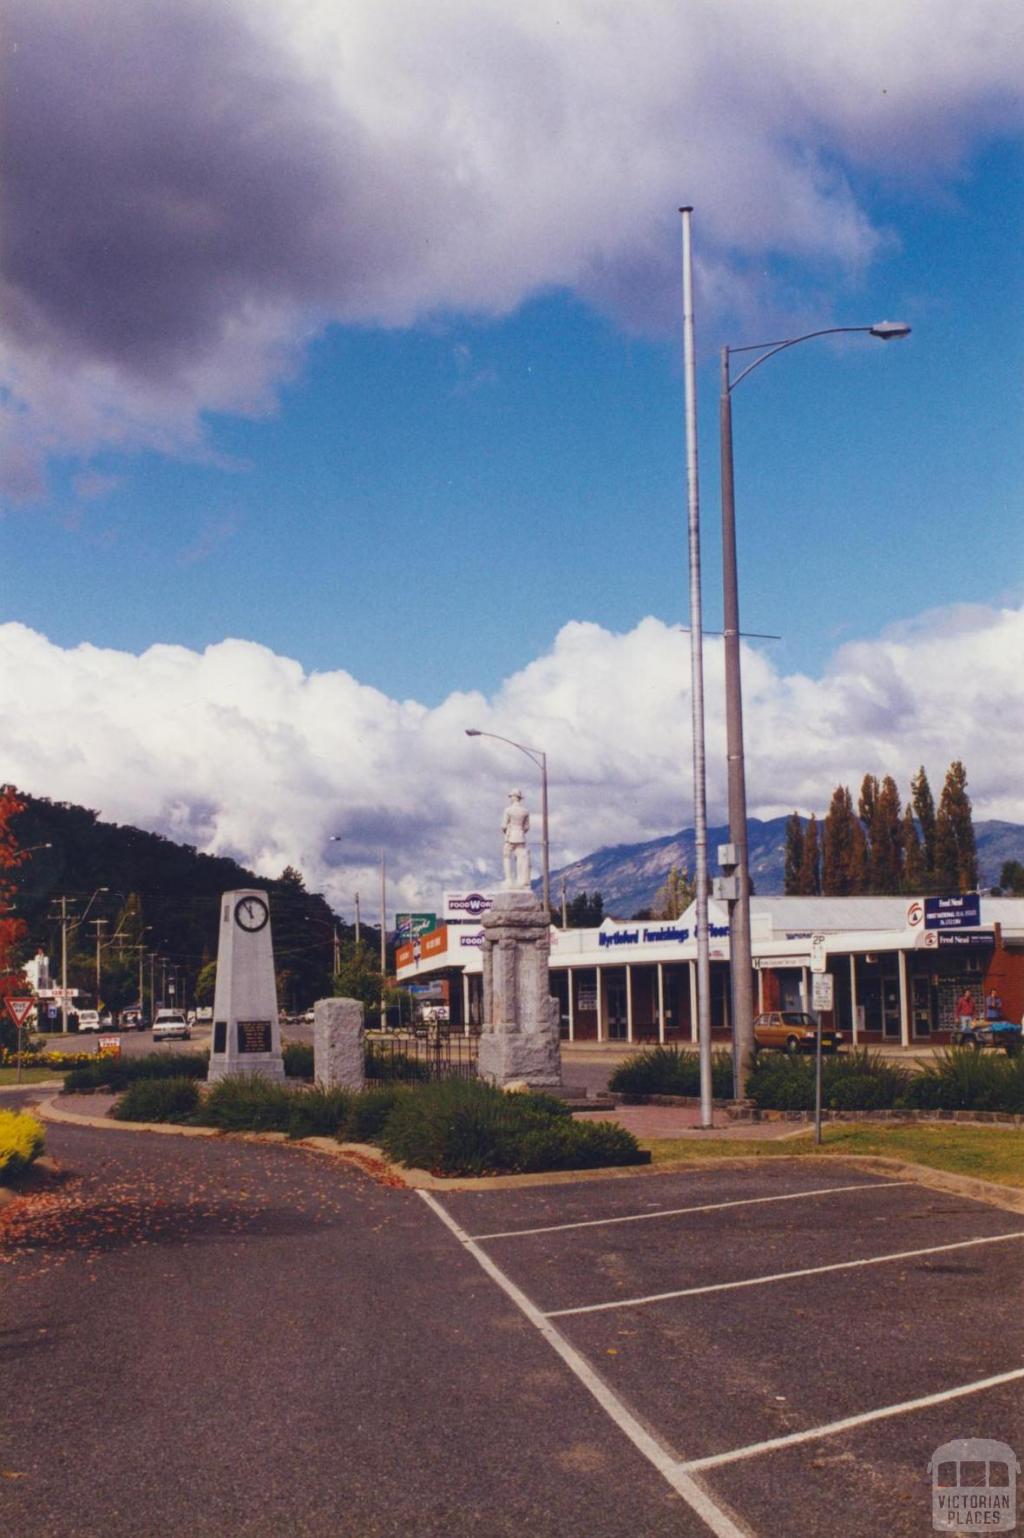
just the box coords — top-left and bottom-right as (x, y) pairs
(680, 1367), (1024, 1472)
(470, 1181), (912, 1241)
(419, 1189), (753, 1538)
(545, 1230), (1024, 1318)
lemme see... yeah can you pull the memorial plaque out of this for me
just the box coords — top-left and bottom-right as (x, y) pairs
(213, 1020), (227, 1054)
(237, 1018), (273, 1054)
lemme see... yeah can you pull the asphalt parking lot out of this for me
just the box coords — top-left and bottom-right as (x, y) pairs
(426, 1164), (1024, 1537)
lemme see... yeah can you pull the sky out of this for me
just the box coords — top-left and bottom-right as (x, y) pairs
(1, 0), (1022, 916)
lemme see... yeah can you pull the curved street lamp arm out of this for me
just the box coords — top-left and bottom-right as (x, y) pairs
(465, 729), (544, 772)
(727, 326), (875, 393)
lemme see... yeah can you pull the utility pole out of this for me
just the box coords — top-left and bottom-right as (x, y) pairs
(149, 953), (157, 1023)
(91, 918), (107, 1002)
(379, 850), (387, 1032)
(561, 876), (568, 929)
(354, 892), (361, 948)
(60, 895), (69, 1034)
(332, 924), (340, 975)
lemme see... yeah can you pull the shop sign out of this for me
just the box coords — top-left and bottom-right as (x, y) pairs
(936, 931), (994, 949)
(420, 927), (448, 959)
(395, 913), (437, 941)
(924, 894), (981, 930)
(443, 891), (496, 922)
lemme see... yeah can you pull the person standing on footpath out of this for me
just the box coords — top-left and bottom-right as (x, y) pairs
(984, 988), (1003, 1021)
(955, 987), (976, 1024)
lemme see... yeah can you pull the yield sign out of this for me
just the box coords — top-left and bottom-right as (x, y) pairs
(4, 997), (34, 1027)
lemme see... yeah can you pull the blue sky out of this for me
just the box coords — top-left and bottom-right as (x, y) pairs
(1, 1), (1022, 906)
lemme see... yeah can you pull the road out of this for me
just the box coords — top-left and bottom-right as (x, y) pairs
(1, 1109), (709, 1538)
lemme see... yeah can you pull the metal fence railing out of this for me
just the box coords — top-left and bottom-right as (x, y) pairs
(366, 1029), (480, 1083)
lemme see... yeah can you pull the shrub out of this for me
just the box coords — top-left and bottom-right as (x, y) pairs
(285, 1086), (352, 1139)
(199, 1075), (293, 1132)
(378, 1078), (645, 1177)
(365, 1046), (431, 1083)
(344, 1086), (407, 1141)
(282, 1042), (315, 1079)
(64, 1052), (208, 1094)
(745, 1050), (911, 1112)
(112, 1077), (200, 1123)
(0, 1109), (45, 1178)
(904, 1048), (1024, 1115)
(609, 1046), (734, 1099)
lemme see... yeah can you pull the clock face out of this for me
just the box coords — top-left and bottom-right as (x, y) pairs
(234, 895), (269, 933)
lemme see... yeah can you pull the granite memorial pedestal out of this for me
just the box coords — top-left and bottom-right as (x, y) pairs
(207, 889), (285, 1083)
(477, 889), (563, 1089)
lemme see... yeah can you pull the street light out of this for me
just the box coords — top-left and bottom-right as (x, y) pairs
(719, 320), (911, 1091)
(465, 729), (550, 915)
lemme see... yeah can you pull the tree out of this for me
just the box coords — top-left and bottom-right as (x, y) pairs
(822, 785), (866, 896)
(858, 775), (878, 835)
(784, 813), (804, 895)
(195, 961), (217, 1004)
(998, 860), (1024, 897)
(868, 776), (903, 893)
(901, 805), (927, 893)
(0, 786), (29, 1052)
(798, 813), (821, 895)
(934, 760), (978, 893)
(332, 939), (385, 1011)
(566, 891), (604, 928)
(652, 865), (695, 920)
(911, 766), (937, 878)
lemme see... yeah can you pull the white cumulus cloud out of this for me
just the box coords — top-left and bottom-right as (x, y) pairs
(1, 601), (1020, 910)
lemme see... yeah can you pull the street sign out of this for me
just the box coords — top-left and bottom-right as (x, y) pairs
(810, 933), (827, 973)
(97, 1035), (122, 1057)
(4, 997), (34, 1027)
(811, 973), (834, 1012)
(924, 894), (981, 931)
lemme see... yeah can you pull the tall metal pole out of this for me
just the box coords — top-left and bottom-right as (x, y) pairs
(539, 751), (550, 917)
(354, 892), (361, 948)
(60, 896), (69, 1034)
(92, 918), (106, 1001)
(379, 850), (387, 1032)
(561, 876), (568, 929)
(680, 208), (714, 1127)
(720, 347), (756, 1093)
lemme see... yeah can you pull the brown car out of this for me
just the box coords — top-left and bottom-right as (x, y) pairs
(753, 1010), (842, 1054)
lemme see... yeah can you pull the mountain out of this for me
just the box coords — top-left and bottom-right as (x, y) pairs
(8, 791), (356, 1011)
(551, 817), (1024, 919)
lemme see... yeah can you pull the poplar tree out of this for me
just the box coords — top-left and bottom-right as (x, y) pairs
(934, 760), (978, 893)
(798, 813), (821, 895)
(0, 786), (29, 1053)
(858, 774), (879, 834)
(911, 766), (937, 879)
(652, 866), (695, 920)
(869, 776), (903, 893)
(901, 805), (926, 893)
(823, 786), (857, 895)
(784, 813), (804, 895)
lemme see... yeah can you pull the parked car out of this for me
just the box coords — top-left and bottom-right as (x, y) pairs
(753, 1010), (842, 1054)
(77, 1010), (102, 1032)
(952, 1018), (1023, 1054)
(152, 1010), (192, 1042)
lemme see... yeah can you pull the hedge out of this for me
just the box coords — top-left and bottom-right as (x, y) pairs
(113, 1077), (201, 1123)
(0, 1109), (45, 1178)
(609, 1047), (735, 1100)
(63, 1052), (208, 1093)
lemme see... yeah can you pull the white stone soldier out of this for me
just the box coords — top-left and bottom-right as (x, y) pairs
(501, 789), (532, 889)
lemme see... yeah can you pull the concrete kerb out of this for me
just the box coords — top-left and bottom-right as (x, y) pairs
(17, 1093), (1024, 1210)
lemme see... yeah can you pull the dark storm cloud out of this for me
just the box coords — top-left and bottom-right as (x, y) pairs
(1, 0), (423, 380)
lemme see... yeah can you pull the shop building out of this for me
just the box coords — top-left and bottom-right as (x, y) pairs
(395, 894), (1024, 1048)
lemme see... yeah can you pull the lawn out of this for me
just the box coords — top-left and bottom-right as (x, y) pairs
(0, 1066), (67, 1086)
(643, 1122), (1024, 1189)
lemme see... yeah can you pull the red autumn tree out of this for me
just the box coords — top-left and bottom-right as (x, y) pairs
(0, 785), (29, 1051)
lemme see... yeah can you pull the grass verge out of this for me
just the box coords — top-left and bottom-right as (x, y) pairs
(0, 1066), (67, 1086)
(642, 1122), (1024, 1188)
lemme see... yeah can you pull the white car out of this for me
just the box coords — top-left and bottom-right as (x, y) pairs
(77, 1010), (102, 1032)
(152, 1010), (192, 1042)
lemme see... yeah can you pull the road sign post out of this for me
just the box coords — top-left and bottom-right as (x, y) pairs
(5, 997), (35, 1085)
(810, 973), (834, 1147)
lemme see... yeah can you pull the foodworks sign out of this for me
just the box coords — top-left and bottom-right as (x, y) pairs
(443, 891), (496, 922)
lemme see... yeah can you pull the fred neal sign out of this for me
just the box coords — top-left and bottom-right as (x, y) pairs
(925, 894), (981, 931)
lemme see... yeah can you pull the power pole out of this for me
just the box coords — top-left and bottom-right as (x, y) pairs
(332, 924), (340, 975)
(60, 895), (69, 1034)
(91, 918), (107, 1002)
(354, 892), (361, 948)
(379, 850), (387, 1032)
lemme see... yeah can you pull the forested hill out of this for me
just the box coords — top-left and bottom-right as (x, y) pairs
(9, 791), (350, 1009)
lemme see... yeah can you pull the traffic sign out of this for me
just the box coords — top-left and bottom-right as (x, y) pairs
(810, 933), (827, 973)
(4, 997), (34, 1028)
(811, 973), (834, 1012)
